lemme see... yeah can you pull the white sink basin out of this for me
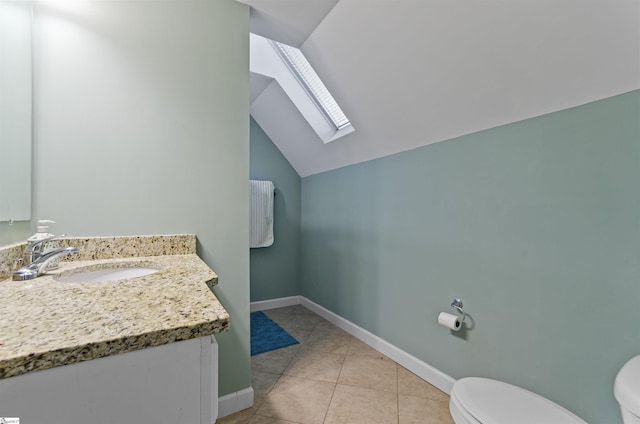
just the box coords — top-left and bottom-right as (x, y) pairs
(56, 264), (159, 283)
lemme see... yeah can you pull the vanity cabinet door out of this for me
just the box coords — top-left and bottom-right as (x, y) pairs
(0, 336), (217, 424)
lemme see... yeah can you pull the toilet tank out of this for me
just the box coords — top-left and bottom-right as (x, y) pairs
(615, 355), (640, 424)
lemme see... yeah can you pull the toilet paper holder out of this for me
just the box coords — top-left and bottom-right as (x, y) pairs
(451, 298), (467, 323)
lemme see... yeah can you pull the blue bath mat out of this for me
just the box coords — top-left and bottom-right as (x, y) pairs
(251, 311), (299, 356)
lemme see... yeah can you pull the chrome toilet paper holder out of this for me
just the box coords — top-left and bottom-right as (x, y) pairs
(451, 298), (467, 323)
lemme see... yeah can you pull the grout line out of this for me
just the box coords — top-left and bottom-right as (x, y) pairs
(322, 331), (348, 424)
(397, 357), (401, 423)
(322, 382), (337, 423)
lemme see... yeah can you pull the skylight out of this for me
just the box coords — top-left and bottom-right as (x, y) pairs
(250, 33), (354, 144)
(270, 40), (351, 131)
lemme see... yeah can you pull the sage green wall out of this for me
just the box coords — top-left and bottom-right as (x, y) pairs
(301, 91), (640, 423)
(250, 117), (301, 301)
(33, 0), (250, 396)
(0, 221), (30, 246)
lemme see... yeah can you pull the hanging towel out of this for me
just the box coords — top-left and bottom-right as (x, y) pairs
(250, 180), (275, 248)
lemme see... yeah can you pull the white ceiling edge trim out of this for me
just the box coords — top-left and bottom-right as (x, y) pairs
(251, 79), (324, 177)
(250, 33), (353, 144)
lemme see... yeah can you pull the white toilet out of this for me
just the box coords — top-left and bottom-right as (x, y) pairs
(449, 378), (586, 424)
(450, 354), (640, 424)
(614, 355), (640, 424)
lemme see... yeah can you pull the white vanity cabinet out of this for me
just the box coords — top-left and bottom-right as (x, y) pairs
(0, 335), (218, 423)
(0, 239), (228, 423)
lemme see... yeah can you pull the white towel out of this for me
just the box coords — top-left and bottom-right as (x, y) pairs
(250, 180), (275, 248)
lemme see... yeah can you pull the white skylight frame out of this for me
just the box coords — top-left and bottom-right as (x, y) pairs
(250, 33), (354, 144)
(270, 40), (351, 132)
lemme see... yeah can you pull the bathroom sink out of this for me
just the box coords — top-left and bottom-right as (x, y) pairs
(56, 264), (160, 283)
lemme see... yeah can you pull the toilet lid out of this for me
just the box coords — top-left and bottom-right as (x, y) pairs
(453, 378), (586, 424)
(614, 355), (640, 417)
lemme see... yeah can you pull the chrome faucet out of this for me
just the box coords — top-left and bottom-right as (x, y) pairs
(13, 246), (79, 281)
(24, 234), (66, 265)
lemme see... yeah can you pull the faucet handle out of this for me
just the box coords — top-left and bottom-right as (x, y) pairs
(26, 233), (67, 264)
(28, 233), (67, 250)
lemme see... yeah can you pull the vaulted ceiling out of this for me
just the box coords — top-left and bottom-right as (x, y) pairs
(241, 0), (640, 177)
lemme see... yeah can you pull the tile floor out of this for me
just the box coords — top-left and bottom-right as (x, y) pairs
(217, 305), (454, 424)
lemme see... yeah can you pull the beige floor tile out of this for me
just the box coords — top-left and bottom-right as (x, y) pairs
(325, 384), (399, 424)
(278, 321), (315, 343)
(316, 318), (348, 334)
(264, 307), (320, 343)
(291, 305), (315, 315)
(248, 416), (297, 424)
(217, 371), (298, 423)
(347, 339), (393, 361)
(256, 376), (335, 424)
(217, 405), (259, 424)
(398, 394), (454, 424)
(252, 344), (300, 374)
(284, 348), (345, 382)
(338, 354), (398, 392)
(263, 307), (297, 325)
(398, 366), (449, 402)
(304, 328), (354, 355)
(252, 370), (280, 406)
(289, 308), (324, 325)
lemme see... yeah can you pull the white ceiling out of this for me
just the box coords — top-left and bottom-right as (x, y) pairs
(245, 0), (640, 177)
(241, 0), (340, 102)
(238, 0), (340, 47)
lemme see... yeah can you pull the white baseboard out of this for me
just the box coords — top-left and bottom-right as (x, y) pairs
(250, 295), (302, 312)
(217, 386), (254, 419)
(250, 296), (456, 394)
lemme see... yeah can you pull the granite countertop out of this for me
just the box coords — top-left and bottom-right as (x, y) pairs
(0, 235), (230, 380)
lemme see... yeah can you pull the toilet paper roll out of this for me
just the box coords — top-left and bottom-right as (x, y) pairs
(438, 312), (462, 331)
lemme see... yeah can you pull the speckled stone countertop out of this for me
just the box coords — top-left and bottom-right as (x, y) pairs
(0, 235), (230, 380)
